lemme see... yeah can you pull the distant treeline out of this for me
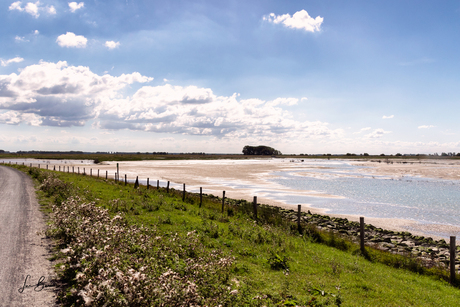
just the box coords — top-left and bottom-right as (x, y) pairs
(242, 145), (281, 156)
(17, 150), (84, 154)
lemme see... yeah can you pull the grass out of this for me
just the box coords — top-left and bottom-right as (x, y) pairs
(8, 163), (460, 306)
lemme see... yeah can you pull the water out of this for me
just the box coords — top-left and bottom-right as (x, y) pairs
(266, 160), (460, 237)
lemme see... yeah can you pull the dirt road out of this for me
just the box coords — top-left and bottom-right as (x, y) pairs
(0, 165), (57, 306)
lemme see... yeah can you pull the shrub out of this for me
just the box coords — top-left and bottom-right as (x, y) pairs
(47, 197), (238, 306)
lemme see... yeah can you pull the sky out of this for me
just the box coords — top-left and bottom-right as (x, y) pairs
(1, 0), (460, 154)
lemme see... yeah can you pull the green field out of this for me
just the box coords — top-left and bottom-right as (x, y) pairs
(10, 164), (460, 306)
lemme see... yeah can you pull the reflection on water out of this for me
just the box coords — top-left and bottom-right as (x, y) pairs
(268, 161), (460, 238)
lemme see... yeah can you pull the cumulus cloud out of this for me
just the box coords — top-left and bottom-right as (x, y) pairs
(418, 125), (435, 129)
(0, 61), (342, 142)
(365, 128), (391, 139)
(97, 84), (342, 140)
(263, 10), (323, 32)
(9, 1), (56, 18)
(56, 32), (87, 48)
(382, 115), (394, 119)
(0, 61), (152, 127)
(105, 41), (120, 49)
(68, 1), (84, 12)
(1, 57), (24, 66)
(15, 36), (28, 42)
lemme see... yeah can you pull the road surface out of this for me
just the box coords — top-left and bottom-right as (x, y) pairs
(0, 165), (57, 306)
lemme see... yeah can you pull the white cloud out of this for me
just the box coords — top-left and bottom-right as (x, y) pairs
(0, 61), (342, 142)
(267, 97), (298, 107)
(0, 111), (41, 125)
(418, 125), (435, 129)
(382, 115), (394, 119)
(56, 32), (87, 48)
(263, 10), (323, 32)
(34, 30), (39, 35)
(24, 2), (40, 17)
(365, 128), (391, 139)
(97, 84), (342, 140)
(68, 2), (84, 12)
(15, 35), (29, 42)
(8, 1), (55, 18)
(0, 57), (24, 66)
(353, 127), (371, 134)
(0, 61), (152, 127)
(9, 1), (22, 11)
(46, 5), (56, 15)
(105, 41), (120, 49)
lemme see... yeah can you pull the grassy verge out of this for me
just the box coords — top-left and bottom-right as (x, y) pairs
(9, 164), (460, 306)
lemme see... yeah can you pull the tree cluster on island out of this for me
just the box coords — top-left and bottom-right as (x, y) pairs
(242, 145), (282, 156)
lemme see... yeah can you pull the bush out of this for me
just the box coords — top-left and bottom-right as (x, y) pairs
(47, 197), (238, 306)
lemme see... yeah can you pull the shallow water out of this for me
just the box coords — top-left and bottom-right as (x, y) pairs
(267, 160), (460, 238)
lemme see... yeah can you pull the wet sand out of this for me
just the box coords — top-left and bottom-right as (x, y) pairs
(351, 158), (460, 181)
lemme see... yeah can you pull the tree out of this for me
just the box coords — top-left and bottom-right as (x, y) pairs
(242, 145), (281, 156)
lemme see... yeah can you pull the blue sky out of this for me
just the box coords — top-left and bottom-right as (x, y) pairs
(1, 0), (460, 154)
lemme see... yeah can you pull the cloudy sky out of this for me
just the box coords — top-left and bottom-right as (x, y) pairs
(1, 1), (460, 154)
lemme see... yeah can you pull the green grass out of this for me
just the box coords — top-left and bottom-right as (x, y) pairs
(10, 164), (460, 306)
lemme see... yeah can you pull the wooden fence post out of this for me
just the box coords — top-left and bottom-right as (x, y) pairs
(222, 191), (226, 213)
(53, 165), (55, 171)
(360, 217), (365, 253)
(46, 164), (48, 169)
(253, 196), (258, 219)
(59, 166), (61, 172)
(90, 169), (92, 176)
(30, 163), (32, 167)
(98, 169), (99, 178)
(134, 176), (139, 189)
(200, 187), (202, 208)
(182, 184), (186, 201)
(125, 174), (127, 185)
(38, 164), (40, 169)
(72, 166), (74, 173)
(157, 179), (159, 189)
(105, 171), (108, 179)
(450, 236), (456, 285)
(167, 181), (170, 193)
(83, 168), (85, 175)
(78, 167), (80, 174)
(147, 178), (149, 189)
(298, 205), (302, 233)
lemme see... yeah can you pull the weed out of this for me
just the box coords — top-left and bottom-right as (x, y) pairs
(268, 252), (289, 271)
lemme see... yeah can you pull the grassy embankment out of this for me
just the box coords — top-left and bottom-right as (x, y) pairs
(9, 164), (460, 306)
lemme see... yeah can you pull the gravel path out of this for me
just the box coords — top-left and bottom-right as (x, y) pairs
(0, 165), (57, 306)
